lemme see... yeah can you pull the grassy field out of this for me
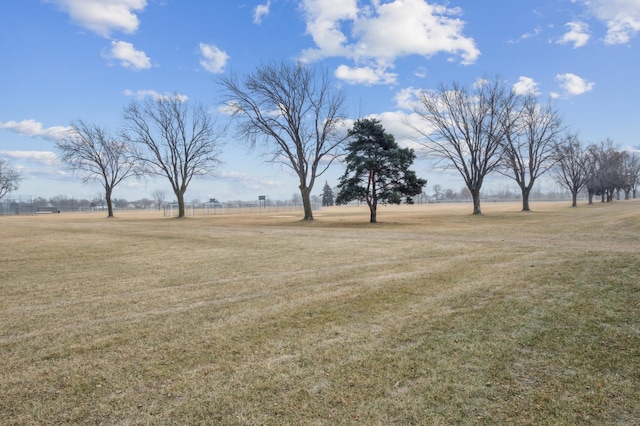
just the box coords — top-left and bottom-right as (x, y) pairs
(1, 200), (639, 425)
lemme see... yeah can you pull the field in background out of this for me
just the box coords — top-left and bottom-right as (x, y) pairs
(1, 201), (639, 424)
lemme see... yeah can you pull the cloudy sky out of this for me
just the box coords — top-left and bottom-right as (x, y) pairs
(1, 0), (639, 202)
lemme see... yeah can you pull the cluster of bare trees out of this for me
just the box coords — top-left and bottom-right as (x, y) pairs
(412, 75), (638, 214)
(412, 76), (567, 214)
(553, 137), (640, 206)
(56, 96), (226, 218)
(56, 61), (345, 220)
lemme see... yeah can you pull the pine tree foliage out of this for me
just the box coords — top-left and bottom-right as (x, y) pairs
(321, 181), (334, 206)
(337, 118), (426, 223)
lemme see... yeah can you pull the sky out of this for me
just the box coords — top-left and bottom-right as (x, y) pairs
(1, 0), (639, 203)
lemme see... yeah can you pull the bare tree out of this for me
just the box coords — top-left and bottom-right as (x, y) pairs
(621, 151), (640, 199)
(412, 76), (519, 215)
(57, 120), (138, 217)
(122, 95), (225, 218)
(219, 60), (346, 220)
(552, 134), (588, 207)
(500, 95), (565, 211)
(432, 184), (443, 201)
(585, 139), (622, 203)
(0, 158), (21, 200)
(151, 189), (167, 210)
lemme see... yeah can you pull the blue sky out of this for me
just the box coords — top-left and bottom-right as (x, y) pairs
(1, 0), (639, 202)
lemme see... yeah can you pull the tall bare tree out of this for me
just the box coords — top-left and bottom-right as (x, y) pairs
(500, 95), (565, 211)
(57, 120), (138, 217)
(219, 60), (346, 220)
(122, 95), (225, 218)
(412, 76), (519, 215)
(0, 158), (21, 200)
(552, 134), (588, 207)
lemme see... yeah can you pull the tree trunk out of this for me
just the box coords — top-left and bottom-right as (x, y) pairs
(176, 190), (185, 218)
(587, 189), (594, 205)
(300, 186), (314, 221)
(471, 189), (482, 215)
(521, 187), (531, 211)
(369, 197), (377, 223)
(105, 188), (114, 218)
(571, 191), (578, 207)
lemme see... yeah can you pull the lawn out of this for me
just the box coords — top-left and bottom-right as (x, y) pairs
(1, 201), (638, 425)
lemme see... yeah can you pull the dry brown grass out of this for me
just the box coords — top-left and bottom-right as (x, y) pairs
(1, 200), (639, 424)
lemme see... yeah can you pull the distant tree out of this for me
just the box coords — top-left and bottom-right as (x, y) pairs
(321, 181), (334, 206)
(412, 76), (519, 215)
(621, 151), (640, 199)
(122, 95), (225, 218)
(551, 134), (589, 207)
(113, 198), (129, 209)
(219, 60), (346, 221)
(56, 120), (138, 217)
(585, 139), (622, 203)
(445, 188), (455, 200)
(336, 118), (426, 223)
(460, 187), (472, 200)
(0, 158), (21, 200)
(432, 184), (443, 200)
(151, 189), (167, 210)
(291, 192), (302, 206)
(0, 164), (19, 204)
(500, 95), (564, 211)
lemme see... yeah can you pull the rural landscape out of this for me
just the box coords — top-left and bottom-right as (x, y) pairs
(1, 200), (638, 424)
(2, 1), (640, 424)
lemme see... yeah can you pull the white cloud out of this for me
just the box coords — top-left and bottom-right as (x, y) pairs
(579, 0), (640, 44)
(300, 0), (479, 85)
(0, 150), (59, 165)
(124, 89), (188, 102)
(518, 26), (543, 41)
(513, 76), (540, 95)
(104, 40), (151, 70)
(558, 21), (590, 48)
(367, 111), (424, 150)
(0, 119), (71, 141)
(300, 0), (358, 60)
(414, 67), (428, 78)
(46, 0), (146, 38)
(334, 64), (397, 85)
(556, 73), (595, 96)
(394, 87), (422, 110)
(199, 43), (229, 74)
(253, 1), (271, 25)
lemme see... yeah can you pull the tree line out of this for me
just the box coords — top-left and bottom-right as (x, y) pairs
(1, 62), (637, 221)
